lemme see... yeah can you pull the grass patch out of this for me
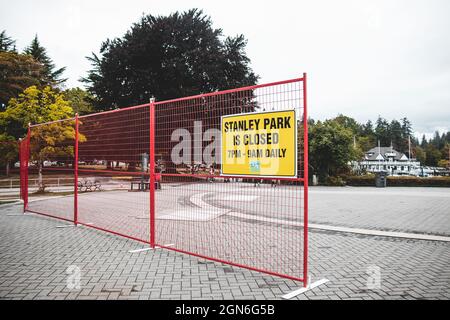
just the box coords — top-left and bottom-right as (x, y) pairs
(30, 191), (75, 197)
(0, 200), (17, 205)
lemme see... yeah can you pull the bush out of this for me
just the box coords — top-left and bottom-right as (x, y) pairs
(386, 176), (450, 187)
(324, 176), (346, 186)
(344, 175), (375, 186)
(345, 175), (450, 187)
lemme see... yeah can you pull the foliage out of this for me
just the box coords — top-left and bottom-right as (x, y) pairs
(0, 86), (73, 139)
(0, 51), (44, 110)
(0, 134), (18, 176)
(438, 159), (449, 168)
(63, 87), (95, 115)
(344, 174), (376, 186)
(331, 113), (449, 171)
(324, 175), (346, 186)
(0, 30), (16, 52)
(29, 121), (86, 164)
(386, 176), (450, 187)
(414, 145), (426, 164)
(345, 175), (450, 187)
(23, 35), (67, 87)
(29, 121), (86, 191)
(309, 118), (361, 179)
(372, 116), (413, 155)
(83, 8), (258, 110)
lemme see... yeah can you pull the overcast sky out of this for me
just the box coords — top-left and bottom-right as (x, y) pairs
(1, 0), (449, 139)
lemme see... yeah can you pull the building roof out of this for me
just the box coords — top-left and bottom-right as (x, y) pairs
(364, 147), (409, 161)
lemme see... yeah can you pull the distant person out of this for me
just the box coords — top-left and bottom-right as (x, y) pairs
(208, 163), (215, 183)
(254, 179), (262, 187)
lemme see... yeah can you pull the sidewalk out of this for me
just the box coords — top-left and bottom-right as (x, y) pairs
(1, 203), (449, 300)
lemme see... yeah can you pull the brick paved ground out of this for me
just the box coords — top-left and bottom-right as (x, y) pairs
(1, 187), (449, 300)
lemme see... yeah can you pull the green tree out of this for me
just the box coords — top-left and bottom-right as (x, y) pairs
(83, 8), (258, 109)
(389, 119), (404, 151)
(420, 134), (427, 147)
(414, 145), (426, 164)
(0, 86), (73, 138)
(438, 159), (449, 168)
(375, 116), (391, 147)
(356, 136), (374, 154)
(24, 35), (67, 87)
(333, 114), (362, 134)
(424, 144), (441, 166)
(309, 119), (360, 179)
(30, 122), (85, 191)
(0, 30), (16, 52)
(440, 143), (449, 168)
(401, 117), (412, 140)
(0, 85), (84, 191)
(0, 51), (44, 110)
(63, 87), (95, 115)
(0, 134), (18, 176)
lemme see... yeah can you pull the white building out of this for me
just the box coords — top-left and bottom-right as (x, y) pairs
(357, 146), (421, 176)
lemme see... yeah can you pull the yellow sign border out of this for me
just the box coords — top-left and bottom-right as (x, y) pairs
(220, 109), (297, 178)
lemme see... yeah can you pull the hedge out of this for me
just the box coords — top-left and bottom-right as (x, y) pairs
(345, 175), (450, 187)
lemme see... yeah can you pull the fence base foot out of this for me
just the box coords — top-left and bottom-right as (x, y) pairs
(281, 279), (329, 299)
(128, 243), (174, 253)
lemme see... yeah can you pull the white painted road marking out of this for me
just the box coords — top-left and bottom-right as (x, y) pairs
(129, 243), (175, 253)
(228, 211), (450, 242)
(282, 279), (330, 299)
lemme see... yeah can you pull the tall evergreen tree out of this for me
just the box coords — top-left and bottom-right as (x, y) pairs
(421, 134), (427, 148)
(24, 35), (67, 87)
(375, 116), (390, 146)
(0, 51), (44, 110)
(401, 117), (412, 137)
(0, 30), (16, 52)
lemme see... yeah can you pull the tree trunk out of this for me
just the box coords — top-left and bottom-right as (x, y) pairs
(5, 161), (10, 177)
(38, 161), (44, 192)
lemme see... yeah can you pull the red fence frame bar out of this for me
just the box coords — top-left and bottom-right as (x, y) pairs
(156, 244), (305, 283)
(74, 113), (79, 225)
(161, 173), (305, 182)
(153, 77), (303, 106)
(24, 125), (30, 212)
(77, 221), (150, 245)
(19, 138), (23, 202)
(26, 209), (74, 223)
(302, 73), (309, 287)
(77, 169), (150, 176)
(149, 100), (156, 248)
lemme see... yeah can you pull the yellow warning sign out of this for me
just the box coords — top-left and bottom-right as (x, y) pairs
(221, 110), (297, 177)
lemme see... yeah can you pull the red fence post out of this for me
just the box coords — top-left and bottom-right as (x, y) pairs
(19, 138), (23, 207)
(24, 125), (30, 212)
(74, 114), (79, 225)
(302, 73), (309, 287)
(149, 100), (156, 247)
(19, 140), (22, 197)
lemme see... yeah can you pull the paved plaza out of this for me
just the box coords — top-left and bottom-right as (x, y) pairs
(0, 186), (449, 300)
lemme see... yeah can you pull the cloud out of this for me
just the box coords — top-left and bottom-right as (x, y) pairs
(1, 0), (448, 135)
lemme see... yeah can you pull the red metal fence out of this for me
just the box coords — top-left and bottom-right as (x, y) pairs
(20, 75), (308, 285)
